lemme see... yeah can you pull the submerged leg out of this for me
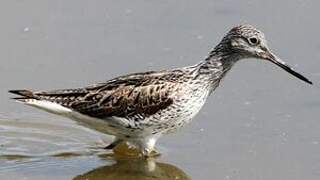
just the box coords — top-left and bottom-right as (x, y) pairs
(138, 136), (159, 158)
(104, 138), (123, 149)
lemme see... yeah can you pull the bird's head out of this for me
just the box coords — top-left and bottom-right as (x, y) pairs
(219, 24), (312, 84)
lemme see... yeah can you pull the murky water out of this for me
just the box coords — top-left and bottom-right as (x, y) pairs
(1, 0), (320, 179)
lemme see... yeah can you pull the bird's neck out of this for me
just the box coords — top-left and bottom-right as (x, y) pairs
(191, 43), (242, 95)
(199, 44), (241, 74)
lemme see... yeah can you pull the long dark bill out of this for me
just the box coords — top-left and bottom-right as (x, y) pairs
(266, 53), (313, 85)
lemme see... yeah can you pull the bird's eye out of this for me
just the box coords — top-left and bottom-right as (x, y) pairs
(248, 37), (259, 45)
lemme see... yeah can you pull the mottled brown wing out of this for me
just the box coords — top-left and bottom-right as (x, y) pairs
(70, 83), (174, 119)
(68, 70), (182, 119)
(10, 70), (183, 119)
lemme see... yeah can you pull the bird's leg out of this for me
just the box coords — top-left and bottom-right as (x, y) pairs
(104, 138), (123, 149)
(138, 137), (159, 158)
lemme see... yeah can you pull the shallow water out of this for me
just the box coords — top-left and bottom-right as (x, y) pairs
(1, 0), (320, 179)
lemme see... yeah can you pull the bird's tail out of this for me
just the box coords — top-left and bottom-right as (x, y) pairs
(8, 89), (73, 115)
(8, 89), (39, 101)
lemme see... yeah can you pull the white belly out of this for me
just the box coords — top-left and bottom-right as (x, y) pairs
(143, 85), (210, 135)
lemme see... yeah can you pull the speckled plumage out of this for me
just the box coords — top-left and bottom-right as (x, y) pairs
(9, 24), (312, 157)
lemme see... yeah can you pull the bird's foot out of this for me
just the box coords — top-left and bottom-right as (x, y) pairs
(110, 142), (161, 158)
(140, 148), (161, 158)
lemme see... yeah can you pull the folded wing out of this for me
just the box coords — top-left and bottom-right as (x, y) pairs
(9, 70), (185, 119)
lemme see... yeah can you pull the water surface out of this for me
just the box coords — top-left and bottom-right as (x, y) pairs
(1, 0), (320, 179)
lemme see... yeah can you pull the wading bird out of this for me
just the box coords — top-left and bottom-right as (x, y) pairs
(9, 25), (312, 157)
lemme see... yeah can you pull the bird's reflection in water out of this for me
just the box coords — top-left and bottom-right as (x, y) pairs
(74, 155), (190, 180)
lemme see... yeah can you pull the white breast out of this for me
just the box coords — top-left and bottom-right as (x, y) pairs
(144, 83), (210, 135)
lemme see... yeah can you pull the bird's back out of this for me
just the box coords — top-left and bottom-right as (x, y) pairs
(9, 65), (217, 137)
